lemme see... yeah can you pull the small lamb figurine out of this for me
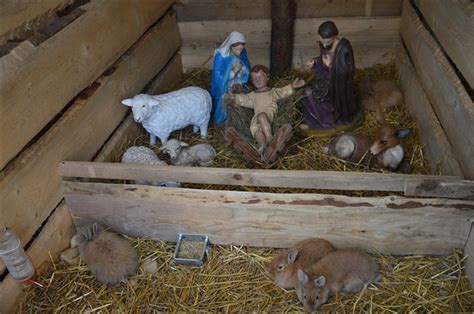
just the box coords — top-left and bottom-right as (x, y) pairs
(160, 139), (216, 167)
(121, 146), (180, 187)
(121, 86), (212, 145)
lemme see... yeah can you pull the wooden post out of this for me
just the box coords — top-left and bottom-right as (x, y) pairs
(270, 0), (296, 77)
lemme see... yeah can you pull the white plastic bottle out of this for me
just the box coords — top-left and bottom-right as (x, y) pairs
(0, 228), (35, 282)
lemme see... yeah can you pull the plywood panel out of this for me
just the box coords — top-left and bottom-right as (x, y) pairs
(400, 0), (474, 179)
(0, 0), (174, 170)
(0, 14), (181, 265)
(396, 47), (463, 177)
(64, 182), (473, 255)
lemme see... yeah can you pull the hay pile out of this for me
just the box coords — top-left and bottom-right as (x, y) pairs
(17, 239), (473, 312)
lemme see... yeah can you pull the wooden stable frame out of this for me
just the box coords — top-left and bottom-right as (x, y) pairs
(60, 162), (473, 255)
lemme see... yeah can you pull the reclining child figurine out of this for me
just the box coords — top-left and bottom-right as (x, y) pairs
(227, 65), (305, 155)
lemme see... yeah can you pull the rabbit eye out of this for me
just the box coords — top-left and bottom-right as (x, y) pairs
(142, 105), (145, 108)
(303, 295), (307, 300)
(381, 140), (387, 145)
(277, 265), (284, 271)
(316, 295), (319, 300)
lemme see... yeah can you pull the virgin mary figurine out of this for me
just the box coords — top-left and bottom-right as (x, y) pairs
(210, 31), (251, 124)
(300, 21), (362, 136)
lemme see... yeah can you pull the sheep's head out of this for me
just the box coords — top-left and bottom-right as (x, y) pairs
(121, 94), (160, 123)
(160, 139), (189, 161)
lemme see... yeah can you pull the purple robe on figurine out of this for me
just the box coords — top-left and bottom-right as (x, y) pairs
(303, 39), (359, 130)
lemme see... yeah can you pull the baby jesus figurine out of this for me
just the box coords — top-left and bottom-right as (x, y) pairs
(227, 65), (305, 154)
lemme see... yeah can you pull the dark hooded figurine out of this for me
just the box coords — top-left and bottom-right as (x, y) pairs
(300, 21), (362, 136)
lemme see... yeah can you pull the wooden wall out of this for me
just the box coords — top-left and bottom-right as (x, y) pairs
(0, 1), (183, 311)
(176, 0), (403, 70)
(400, 0), (473, 179)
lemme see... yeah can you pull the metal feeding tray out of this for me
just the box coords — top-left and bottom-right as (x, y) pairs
(173, 234), (209, 266)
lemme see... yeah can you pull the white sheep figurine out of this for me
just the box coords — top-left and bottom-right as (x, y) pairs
(121, 146), (180, 187)
(160, 139), (216, 167)
(121, 86), (212, 145)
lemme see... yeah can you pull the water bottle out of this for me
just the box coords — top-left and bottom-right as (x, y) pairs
(0, 228), (35, 283)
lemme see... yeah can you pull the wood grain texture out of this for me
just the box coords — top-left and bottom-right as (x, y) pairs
(63, 181), (473, 255)
(400, 0), (474, 179)
(178, 17), (399, 69)
(0, 0), (74, 44)
(0, 0), (174, 170)
(0, 14), (181, 265)
(396, 47), (463, 177)
(0, 202), (75, 313)
(175, 0), (402, 21)
(414, 0), (474, 87)
(58, 161), (473, 199)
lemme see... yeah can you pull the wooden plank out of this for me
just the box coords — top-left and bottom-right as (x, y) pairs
(58, 161), (473, 199)
(181, 43), (397, 70)
(396, 47), (463, 177)
(0, 14), (181, 267)
(0, 202), (75, 313)
(0, 0), (74, 44)
(414, 0), (474, 87)
(465, 223), (474, 289)
(0, 0), (174, 170)
(178, 17), (399, 69)
(175, 0), (402, 21)
(400, 0), (474, 179)
(63, 181), (473, 255)
(93, 53), (183, 163)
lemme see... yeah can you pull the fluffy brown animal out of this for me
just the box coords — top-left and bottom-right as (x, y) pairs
(296, 249), (380, 312)
(362, 79), (403, 112)
(77, 223), (138, 284)
(268, 238), (336, 288)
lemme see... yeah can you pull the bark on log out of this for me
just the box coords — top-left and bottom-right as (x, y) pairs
(270, 0), (296, 76)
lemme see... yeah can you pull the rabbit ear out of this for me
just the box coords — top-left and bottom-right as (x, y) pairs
(297, 269), (309, 284)
(287, 249), (299, 264)
(179, 141), (190, 147)
(394, 128), (411, 139)
(314, 275), (326, 287)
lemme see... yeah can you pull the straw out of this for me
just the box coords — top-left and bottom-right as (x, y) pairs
(16, 240), (473, 312)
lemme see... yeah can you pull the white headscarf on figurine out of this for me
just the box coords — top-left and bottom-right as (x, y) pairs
(214, 31), (246, 58)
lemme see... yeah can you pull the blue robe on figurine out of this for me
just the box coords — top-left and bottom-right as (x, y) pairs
(210, 31), (251, 124)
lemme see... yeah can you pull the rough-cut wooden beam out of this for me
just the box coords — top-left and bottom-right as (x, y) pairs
(396, 47), (463, 177)
(178, 17), (399, 69)
(270, 0), (296, 77)
(58, 161), (473, 200)
(0, 14), (181, 264)
(400, 0), (474, 179)
(0, 202), (75, 313)
(175, 0), (402, 21)
(63, 181), (473, 255)
(0, 0), (74, 44)
(414, 0), (474, 87)
(0, 0), (174, 170)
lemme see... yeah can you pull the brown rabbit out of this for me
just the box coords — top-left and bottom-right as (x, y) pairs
(362, 79), (403, 112)
(296, 249), (380, 312)
(77, 223), (138, 284)
(268, 238), (336, 289)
